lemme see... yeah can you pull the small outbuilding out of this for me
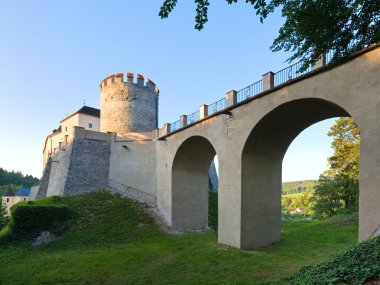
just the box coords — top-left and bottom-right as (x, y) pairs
(2, 186), (31, 215)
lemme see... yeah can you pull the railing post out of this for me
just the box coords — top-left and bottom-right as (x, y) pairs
(163, 123), (171, 135)
(312, 54), (326, 70)
(200, 104), (208, 119)
(225, 90), (237, 107)
(180, 115), (187, 128)
(262, 72), (274, 91)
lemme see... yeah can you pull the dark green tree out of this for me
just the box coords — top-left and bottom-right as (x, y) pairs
(313, 117), (360, 218)
(159, 0), (380, 68)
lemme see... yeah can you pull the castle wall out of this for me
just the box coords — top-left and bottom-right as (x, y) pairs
(108, 131), (157, 197)
(36, 157), (53, 198)
(43, 113), (100, 168)
(100, 73), (159, 135)
(63, 138), (110, 195)
(46, 143), (73, 196)
(45, 127), (111, 196)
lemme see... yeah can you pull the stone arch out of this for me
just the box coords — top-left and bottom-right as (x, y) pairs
(171, 136), (217, 231)
(240, 98), (354, 248)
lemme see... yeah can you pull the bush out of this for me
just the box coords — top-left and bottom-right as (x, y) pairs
(279, 235), (380, 284)
(5, 205), (73, 240)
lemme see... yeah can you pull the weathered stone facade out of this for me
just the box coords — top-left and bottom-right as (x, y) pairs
(100, 73), (159, 135)
(40, 128), (111, 197)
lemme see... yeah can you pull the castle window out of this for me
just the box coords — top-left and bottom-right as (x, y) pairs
(88, 123), (93, 129)
(65, 127), (67, 131)
(24, 198), (26, 201)
(6, 198), (9, 203)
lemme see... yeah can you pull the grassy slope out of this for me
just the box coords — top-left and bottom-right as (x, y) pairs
(0, 191), (360, 285)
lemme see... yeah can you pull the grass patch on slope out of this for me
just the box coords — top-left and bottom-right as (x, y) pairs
(0, 191), (363, 285)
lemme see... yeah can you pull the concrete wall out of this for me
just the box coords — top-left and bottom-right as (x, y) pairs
(100, 73), (159, 135)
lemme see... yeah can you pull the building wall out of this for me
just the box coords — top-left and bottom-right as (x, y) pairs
(78, 113), (100, 131)
(2, 195), (29, 215)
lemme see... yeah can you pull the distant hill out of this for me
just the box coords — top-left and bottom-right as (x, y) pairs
(0, 168), (40, 195)
(282, 180), (318, 195)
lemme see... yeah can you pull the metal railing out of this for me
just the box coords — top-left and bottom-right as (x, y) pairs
(171, 120), (181, 132)
(208, 98), (226, 116)
(274, 61), (312, 87)
(163, 50), (342, 136)
(326, 50), (334, 64)
(237, 80), (263, 103)
(186, 110), (200, 125)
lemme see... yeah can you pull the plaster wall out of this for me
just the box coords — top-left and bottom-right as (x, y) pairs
(109, 131), (157, 196)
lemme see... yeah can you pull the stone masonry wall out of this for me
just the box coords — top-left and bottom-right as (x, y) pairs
(63, 138), (110, 195)
(46, 143), (73, 196)
(36, 157), (52, 198)
(108, 179), (157, 207)
(100, 73), (159, 135)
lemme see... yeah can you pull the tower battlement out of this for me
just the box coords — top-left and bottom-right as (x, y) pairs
(100, 71), (159, 134)
(100, 73), (159, 94)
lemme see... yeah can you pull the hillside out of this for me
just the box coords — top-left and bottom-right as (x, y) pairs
(282, 180), (318, 195)
(1, 190), (376, 284)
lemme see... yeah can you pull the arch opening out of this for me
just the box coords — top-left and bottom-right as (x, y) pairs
(171, 136), (217, 231)
(240, 98), (355, 248)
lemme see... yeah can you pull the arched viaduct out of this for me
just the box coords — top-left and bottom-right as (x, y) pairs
(155, 45), (380, 249)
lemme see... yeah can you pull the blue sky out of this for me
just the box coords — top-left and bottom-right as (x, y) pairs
(0, 0), (336, 180)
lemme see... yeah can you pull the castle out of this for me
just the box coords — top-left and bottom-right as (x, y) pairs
(38, 73), (216, 208)
(35, 46), (380, 248)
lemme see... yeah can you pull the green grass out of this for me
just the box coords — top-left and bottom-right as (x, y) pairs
(0, 191), (361, 285)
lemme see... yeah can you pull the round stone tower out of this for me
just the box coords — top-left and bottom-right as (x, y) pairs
(100, 72), (159, 135)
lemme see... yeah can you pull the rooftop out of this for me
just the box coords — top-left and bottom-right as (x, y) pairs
(3, 185), (14, 197)
(60, 106), (100, 123)
(15, 188), (31, 197)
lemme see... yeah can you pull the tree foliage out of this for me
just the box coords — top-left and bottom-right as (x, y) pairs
(159, 0), (380, 67)
(313, 117), (360, 218)
(0, 168), (40, 188)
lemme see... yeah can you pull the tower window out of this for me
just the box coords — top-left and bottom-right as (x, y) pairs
(6, 198), (9, 203)
(88, 123), (93, 129)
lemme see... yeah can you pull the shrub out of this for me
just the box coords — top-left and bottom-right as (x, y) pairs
(6, 205), (73, 240)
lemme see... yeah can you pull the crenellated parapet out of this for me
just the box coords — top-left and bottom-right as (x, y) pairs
(100, 72), (159, 135)
(99, 73), (159, 94)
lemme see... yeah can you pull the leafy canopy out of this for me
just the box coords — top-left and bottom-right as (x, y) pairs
(312, 117), (360, 218)
(159, 0), (380, 67)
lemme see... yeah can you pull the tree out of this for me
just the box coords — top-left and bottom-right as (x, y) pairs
(312, 117), (360, 218)
(0, 199), (9, 230)
(159, 0), (380, 68)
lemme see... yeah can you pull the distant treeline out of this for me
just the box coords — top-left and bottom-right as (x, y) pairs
(282, 180), (318, 195)
(0, 168), (40, 190)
